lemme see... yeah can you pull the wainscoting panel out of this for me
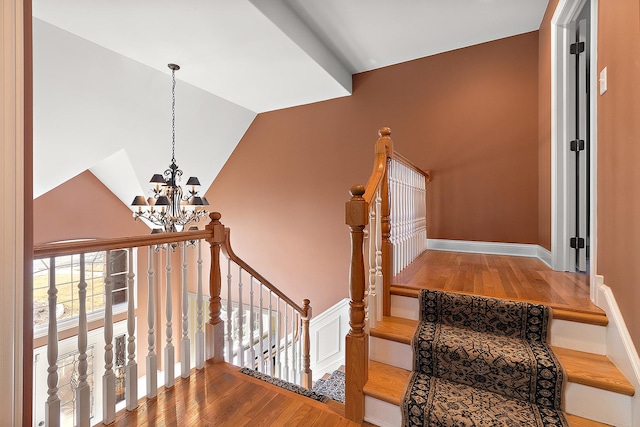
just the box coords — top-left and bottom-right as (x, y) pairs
(309, 298), (350, 381)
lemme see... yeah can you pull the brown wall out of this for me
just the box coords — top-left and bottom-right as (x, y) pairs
(537, 0), (560, 251)
(207, 32), (540, 314)
(596, 0), (640, 352)
(33, 170), (149, 244)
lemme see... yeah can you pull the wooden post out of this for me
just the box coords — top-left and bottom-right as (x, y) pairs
(345, 185), (369, 423)
(377, 128), (394, 317)
(205, 212), (225, 362)
(301, 299), (312, 388)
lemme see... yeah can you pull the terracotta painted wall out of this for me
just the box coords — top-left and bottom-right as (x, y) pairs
(596, 0), (640, 353)
(538, 0), (560, 251)
(33, 170), (148, 244)
(207, 32), (540, 314)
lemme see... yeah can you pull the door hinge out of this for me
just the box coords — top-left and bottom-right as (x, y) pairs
(570, 237), (586, 249)
(570, 140), (585, 151)
(570, 42), (585, 54)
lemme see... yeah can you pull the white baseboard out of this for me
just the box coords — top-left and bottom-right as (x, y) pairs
(427, 238), (551, 265)
(594, 277), (640, 427)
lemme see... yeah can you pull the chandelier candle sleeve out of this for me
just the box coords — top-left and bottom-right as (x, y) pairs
(131, 63), (209, 232)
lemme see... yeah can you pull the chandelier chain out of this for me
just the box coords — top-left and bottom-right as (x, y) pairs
(171, 68), (176, 163)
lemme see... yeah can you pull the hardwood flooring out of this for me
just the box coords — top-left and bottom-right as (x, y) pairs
(111, 362), (364, 427)
(393, 250), (603, 315)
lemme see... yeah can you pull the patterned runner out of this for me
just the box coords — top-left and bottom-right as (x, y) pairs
(402, 289), (568, 427)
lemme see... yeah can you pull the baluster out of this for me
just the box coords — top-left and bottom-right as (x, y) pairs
(368, 192), (377, 329)
(291, 308), (297, 384)
(249, 277), (255, 369)
(268, 291), (273, 376)
(146, 246), (158, 399)
(226, 257), (233, 363)
(375, 187), (383, 323)
(297, 312), (303, 385)
(181, 243), (190, 378)
(276, 297), (281, 378)
(125, 248), (138, 411)
(301, 299), (312, 388)
(103, 250), (116, 424)
(283, 301), (289, 381)
(258, 284), (264, 373)
(195, 239), (205, 370)
(165, 246), (175, 388)
(76, 254), (90, 425)
(46, 257), (60, 427)
(237, 268), (244, 367)
(146, 246), (158, 398)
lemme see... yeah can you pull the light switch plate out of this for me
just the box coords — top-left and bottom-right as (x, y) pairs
(599, 67), (607, 95)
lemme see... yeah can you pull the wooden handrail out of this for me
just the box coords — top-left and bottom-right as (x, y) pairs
(34, 229), (211, 259)
(362, 127), (393, 204)
(393, 150), (431, 182)
(220, 228), (306, 316)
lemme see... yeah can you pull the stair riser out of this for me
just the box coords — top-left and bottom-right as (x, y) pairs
(550, 319), (607, 354)
(564, 382), (632, 427)
(370, 336), (412, 370)
(364, 395), (402, 427)
(391, 294), (608, 355)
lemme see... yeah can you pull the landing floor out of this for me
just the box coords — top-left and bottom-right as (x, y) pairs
(392, 250), (603, 315)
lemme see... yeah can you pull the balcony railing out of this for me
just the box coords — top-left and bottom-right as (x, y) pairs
(33, 213), (312, 427)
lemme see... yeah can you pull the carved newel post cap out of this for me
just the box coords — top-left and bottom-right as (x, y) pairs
(349, 185), (365, 198)
(379, 127), (391, 137)
(209, 212), (221, 221)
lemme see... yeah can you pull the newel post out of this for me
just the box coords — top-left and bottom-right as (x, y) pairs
(377, 127), (394, 316)
(301, 299), (313, 388)
(205, 212), (225, 362)
(345, 185), (369, 422)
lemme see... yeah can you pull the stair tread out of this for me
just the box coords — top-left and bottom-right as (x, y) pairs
(564, 414), (613, 427)
(390, 285), (609, 326)
(553, 346), (635, 396)
(370, 316), (417, 344)
(363, 360), (411, 406)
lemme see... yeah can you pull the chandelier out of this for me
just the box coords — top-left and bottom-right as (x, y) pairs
(131, 63), (209, 233)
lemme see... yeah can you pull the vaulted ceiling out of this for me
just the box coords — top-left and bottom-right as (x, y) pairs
(32, 0), (548, 208)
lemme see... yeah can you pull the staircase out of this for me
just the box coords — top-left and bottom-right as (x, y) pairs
(363, 286), (635, 426)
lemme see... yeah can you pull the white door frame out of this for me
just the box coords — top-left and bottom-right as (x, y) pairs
(550, 0), (598, 300)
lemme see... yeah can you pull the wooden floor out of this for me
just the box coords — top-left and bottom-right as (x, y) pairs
(111, 362), (365, 427)
(393, 250), (603, 315)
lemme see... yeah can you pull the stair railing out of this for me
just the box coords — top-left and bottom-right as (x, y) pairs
(33, 212), (311, 427)
(345, 127), (429, 422)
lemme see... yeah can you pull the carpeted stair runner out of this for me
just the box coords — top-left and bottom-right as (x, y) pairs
(238, 367), (329, 403)
(402, 289), (568, 427)
(312, 370), (346, 403)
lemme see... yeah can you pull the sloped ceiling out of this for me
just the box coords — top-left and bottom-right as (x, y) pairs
(32, 0), (548, 209)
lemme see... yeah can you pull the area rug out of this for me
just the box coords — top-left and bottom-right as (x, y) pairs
(312, 370), (345, 403)
(238, 367), (329, 403)
(402, 289), (568, 427)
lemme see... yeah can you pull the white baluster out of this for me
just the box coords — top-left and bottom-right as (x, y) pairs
(195, 240), (205, 370)
(375, 187), (384, 323)
(125, 248), (138, 411)
(249, 277), (255, 369)
(368, 193), (377, 329)
(181, 243), (190, 378)
(276, 297), (281, 378)
(146, 246), (158, 399)
(76, 254), (90, 426)
(291, 308), (297, 384)
(103, 250), (116, 425)
(237, 268), (244, 367)
(165, 246), (175, 388)
(226, 258), (233, 363)
(297, 312), (303, 385)
(258, 284), (264, 373)
(46, 257), (60, 427)
(284, 301), (289, 381)
(268, 291), (273, 376)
